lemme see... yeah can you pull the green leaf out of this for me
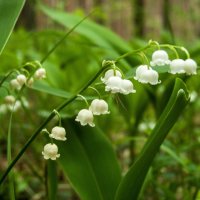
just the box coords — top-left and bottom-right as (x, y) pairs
(39, 5), (134, 68)
(0, 0), (25, 54)
(115, 78), (190, 200)
(57, 123), (121, 200)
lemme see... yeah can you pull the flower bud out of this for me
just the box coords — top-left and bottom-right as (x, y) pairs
(75, 109), (95, 127)
(26, 77), (34, 87)
(4, 95), (15, 105)
(49, 126), (67, 141)
(10, 79), (21, 90)
(89, 99), (110, 115)
(34, 68), (46, 79)
(16, 74), (27, 86)
(42, 143), (60, 160)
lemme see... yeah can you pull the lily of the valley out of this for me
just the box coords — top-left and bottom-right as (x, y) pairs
(89, 99), (110, 115)
(134, 65), (160, 85)
(75, 109), (95, 127)
(150, 50), (171, 67)
(42, 143), (60, 160)
(49, 126), (67, 141)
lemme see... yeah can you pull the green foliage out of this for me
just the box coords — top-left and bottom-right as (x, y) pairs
(0, 0), (25, 54)
(57, 123), (121, 200)
(0, 2), (200, 200)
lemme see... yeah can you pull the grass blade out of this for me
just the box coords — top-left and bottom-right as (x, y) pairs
(0, 0), (25, 54)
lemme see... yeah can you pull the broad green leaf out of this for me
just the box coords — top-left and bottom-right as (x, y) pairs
(39, 5), (135, 68)
(32, 81), (72, 99)
(0, 0), (25, 54)
(57, 123), (121, 200)
(31, 81), (95, 100)
(115, 78), (190, 200)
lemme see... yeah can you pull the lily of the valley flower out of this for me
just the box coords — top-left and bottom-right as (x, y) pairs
(4, 95), (15, 105)
(89, 99), (110, 115)
(75, 109), (95, 127)
(101, 69), (122, 83)
(49, 126), (67, 141)
(134, 65), (160, 85)
(34, 68), (46, 79)
(184, 59), (197, 75)
(42, 143), (60, 160)
(16, 74), (27, 86)
(150, 50), (171, 67)
(10, 79), (21, 90)
(105, 76), (122, 93)
(120, 79), (136, 95)
(169, 59), (185, 74)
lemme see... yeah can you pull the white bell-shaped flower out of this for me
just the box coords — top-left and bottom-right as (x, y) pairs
(89, 99), (110, 115)
(26, 77), (34, 87)
(4, 95), (15, 105)
(7, 100), (21, 112)
(34, 68), (46, 79)
(101, 69), (122, 83)
(75, 109), (95, 127)
(120, 79), (136, 95)
(184, 59), (197, 75)
(42, 143), (60, 160)
(169, 59), (185, 74)
(105, 76), (122, 93)
(134, 65), (148, 82)
(49, 126), (67, 141)
(10, 79), (21, 90)
(150, 50), (171, 66)
(134, 65), (160, 85)
(16, 74), (27, 86)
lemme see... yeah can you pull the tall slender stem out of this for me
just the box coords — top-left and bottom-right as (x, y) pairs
(0, 65), (109, 185)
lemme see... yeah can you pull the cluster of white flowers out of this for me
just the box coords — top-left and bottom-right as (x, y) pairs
(0, 95), (29, 114)
(75, 99), (109, 127)
(133, 50), (197, 85)
(102, 69), (136, 94)
(170, 58), (197, 75)
(42, 126), (67, 160)
(134, 65), (160, 85)
(10, 68), (46, 90)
